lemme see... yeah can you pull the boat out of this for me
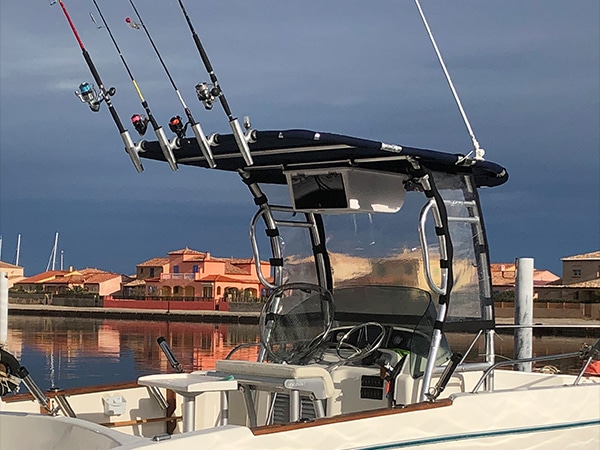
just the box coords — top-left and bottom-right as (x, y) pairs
(1, 1), (599, 449)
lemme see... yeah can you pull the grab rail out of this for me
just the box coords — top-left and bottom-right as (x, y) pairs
(471, 351), (583, 393)
(418, 199), (447, 295)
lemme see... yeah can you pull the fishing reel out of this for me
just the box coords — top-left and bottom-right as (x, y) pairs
(74, 82), (116, 113)
(131, 114), (149, 136)
(195, 82), (219, 110)
(169, 115), (188, 139)
(75, 82), (101, 112)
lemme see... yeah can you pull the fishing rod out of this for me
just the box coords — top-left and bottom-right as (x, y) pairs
(54, 0), (144, 173)
(126, 0), (215, 168)
(91, 0), (178, 171)
(175, 0), (254, 166)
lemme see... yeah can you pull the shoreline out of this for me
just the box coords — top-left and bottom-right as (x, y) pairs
(8, 304), (600, 336)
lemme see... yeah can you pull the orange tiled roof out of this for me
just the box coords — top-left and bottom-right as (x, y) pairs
(0, 261), (21, 269)
(224, 262), (251, 275)
(199, 274), (258, 284)
(490, 263), (559, 287)
(561, 251), (600, 261)
(168, 247), (206, 257)
(138, 257), (169, 267)
(15, 270), (71, 283)
(84, 272), (121, 284)
(537, 277), (600, 289)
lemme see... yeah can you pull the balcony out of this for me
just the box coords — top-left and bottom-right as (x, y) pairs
(160, 273), (198, 281)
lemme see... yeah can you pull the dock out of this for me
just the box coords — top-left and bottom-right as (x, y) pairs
(7, 303), (260, 324)
(8, 303), (600, 336)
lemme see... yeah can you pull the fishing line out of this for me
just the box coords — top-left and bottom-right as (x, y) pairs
(174, 0), (254, 166)
(127, 0), (215, 167)
(90, 0), (178, 171)
(54, 0), (144, 172)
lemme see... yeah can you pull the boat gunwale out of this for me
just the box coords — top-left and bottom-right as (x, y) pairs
(1, 381), (140, 403)
(250, 398), (453, 435)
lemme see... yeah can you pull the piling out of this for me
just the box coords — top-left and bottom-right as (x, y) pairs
(514, 258), (534, 371)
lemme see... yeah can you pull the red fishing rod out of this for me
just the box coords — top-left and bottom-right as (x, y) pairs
(55, 0), (145, 173)
(174, 0), (254, 166)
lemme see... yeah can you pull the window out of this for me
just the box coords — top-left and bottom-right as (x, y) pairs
(217, 286), (221, 296)
(203, 286), (213, 298)
(149, 268), (155, 278)
(174, 286), (180, 295)
(192, 265), (199, 273)
(572, 268), (581, 278)
(173, 265), (179, 274)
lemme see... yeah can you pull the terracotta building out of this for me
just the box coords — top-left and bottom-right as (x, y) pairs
(491, 263), (560, 295)
(13, 268), (123, 296)
(127, 248), (271, 303)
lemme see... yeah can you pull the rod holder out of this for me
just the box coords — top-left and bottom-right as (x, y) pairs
(157, 337), (184, 373)
(120, 131), (144, 173)
(17, 366), (58, 415)
(230, 119), (253, 166)
(154, 127), (179, 171)
(190, 122), (216, 168)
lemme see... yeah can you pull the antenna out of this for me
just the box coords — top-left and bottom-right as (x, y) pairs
(174, 0), (254, 166)
(90, 0), (178, 171)
(126, 0), (216, 168)
(54, 0), (145, 172)
(413, 0), (485, 160)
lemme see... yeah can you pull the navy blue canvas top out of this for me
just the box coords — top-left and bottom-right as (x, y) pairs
(139, 129), (508, 188)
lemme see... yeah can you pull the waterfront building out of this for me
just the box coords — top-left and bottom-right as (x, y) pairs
(0, 261), (24, 288)
(121, 247), (271, 304)
(491, 263), (560, 296)
(12, 268), (123, 296)
(537, 250), (600, 304)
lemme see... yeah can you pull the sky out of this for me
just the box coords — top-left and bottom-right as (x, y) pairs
(0, 1), (598, 277)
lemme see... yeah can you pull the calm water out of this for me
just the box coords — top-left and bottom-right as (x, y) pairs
(4, 314), (595, 391)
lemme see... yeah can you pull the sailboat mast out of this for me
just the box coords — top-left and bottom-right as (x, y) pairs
(15, 234), (21, 267)
(52, 232), (59, 271)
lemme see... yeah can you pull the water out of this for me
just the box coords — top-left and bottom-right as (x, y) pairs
(4, 315), (595, 391)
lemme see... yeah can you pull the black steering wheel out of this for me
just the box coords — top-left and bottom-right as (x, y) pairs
(335, 322), (386, 363)
(259, 282), (335, 364)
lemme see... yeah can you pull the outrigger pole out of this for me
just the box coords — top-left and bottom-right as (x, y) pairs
(90, 0), (178, 171)
(55, 0), (144, 173)
(126, 0), (215, 168)
(175, 0), (254, 166)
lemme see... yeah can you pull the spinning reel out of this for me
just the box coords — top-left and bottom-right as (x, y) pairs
(74, 82), (115, 113)
(195, 82), (219, 110)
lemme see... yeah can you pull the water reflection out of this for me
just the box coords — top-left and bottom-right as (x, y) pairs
(5, 315), (595, 391)
(6, 315), (259, 391)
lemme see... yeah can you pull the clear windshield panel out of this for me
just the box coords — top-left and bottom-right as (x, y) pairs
(434, 172), (491, 323)
(322, 190), (432, 290)
(260, 171), (490, 325)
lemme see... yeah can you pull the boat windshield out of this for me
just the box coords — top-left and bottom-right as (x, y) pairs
(265, 170), (493, 331)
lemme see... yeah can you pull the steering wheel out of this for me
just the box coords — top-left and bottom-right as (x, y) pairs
(259, 282), (335, 364)
(335, 322), (386, 363)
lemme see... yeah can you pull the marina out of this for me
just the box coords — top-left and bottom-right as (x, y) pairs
(0, 1), (599, 449)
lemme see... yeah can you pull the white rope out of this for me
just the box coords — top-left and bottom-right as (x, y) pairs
(414, 0), (485, 160)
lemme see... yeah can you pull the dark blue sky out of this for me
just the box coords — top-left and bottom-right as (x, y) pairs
(1, 1), (598, 277)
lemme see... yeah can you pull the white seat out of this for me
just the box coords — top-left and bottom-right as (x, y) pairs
(215, 360), (335, 425)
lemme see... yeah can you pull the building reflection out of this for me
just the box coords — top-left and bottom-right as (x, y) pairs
(5, 315), (592, 390)
(6, 315), (259, 389)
